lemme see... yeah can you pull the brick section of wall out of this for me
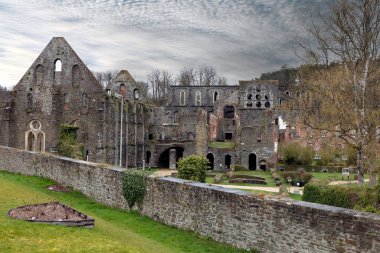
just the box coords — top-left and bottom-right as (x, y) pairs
(1, 146), (380, 252)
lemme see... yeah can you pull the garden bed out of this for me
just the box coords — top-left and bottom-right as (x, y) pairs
(8, 202), (94, 228)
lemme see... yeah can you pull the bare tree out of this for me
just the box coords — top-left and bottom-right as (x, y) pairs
(148, 69), (173, 105)
(177, 65), (226, 86)
(291, 0), (380, 186)
(0, 85), (9, 101)
(93, 71), (118, 88)
(176, 67), (197, 86)
(198, 65), (217, 86)
(217, 76), (228, 86)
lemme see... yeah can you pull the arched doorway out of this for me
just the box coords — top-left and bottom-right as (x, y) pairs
(206, 153), (214, 170)
(158, 147), (184, 168)
(259, 160), (267, 171)
(249, 153), (257, 171)
(146, 151), (151, 165)
(225, 154), (231, 170)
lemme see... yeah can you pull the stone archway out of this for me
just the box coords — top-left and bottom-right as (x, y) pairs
(158, 147), (184, 169)
(259, 160), (267, 171)
(206, 153), (214, 170)
(249, 153), (257, 171)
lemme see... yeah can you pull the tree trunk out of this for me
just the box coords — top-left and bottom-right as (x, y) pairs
(368, 162), (377, 188)
(369, 172), (377, 188)
(356, 150), (365, 186)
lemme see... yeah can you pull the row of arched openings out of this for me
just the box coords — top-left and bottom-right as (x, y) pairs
(34, 60), (80, 87)
(206, 153), (266, 171)
(179, 90), (219, 106)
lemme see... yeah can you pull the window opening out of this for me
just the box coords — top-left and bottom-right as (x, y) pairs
(55, 59), (62, 72)
(195, 90), (201, 106)
(225, 133), (233, 140)
(223, 105), (234, 118)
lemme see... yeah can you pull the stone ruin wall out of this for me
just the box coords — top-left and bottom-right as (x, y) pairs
(0, 145), (379, 253)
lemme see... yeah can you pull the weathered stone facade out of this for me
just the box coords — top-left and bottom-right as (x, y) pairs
(0, 37), (282, 170)
(1, 146), (379, 253)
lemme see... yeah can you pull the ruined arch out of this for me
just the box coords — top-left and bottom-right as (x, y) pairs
(157, 147), (184, 168)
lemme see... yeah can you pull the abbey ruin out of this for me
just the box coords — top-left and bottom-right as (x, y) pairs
(0, 37), (291, 170)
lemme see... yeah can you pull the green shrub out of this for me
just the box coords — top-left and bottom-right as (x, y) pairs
(177, 155), (209, 183)
(343, 145), (357, 166)
(282, 171), (313, 186)
(303, 184), (380, 213)
(316, 145), (340, 166)
(302, 183), (321, 203)
(279, 143), (299, 165)
(122, 170), (148, 209)
(278, 143), (315, 166)
(318, 186), (353, 208)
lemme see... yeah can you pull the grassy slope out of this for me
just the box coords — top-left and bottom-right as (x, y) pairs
(0, 171), (250, 253)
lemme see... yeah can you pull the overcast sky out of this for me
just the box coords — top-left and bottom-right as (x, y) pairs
(0, 0), (325, 88)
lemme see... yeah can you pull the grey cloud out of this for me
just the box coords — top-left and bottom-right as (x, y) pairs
(0, 0), (328, 88)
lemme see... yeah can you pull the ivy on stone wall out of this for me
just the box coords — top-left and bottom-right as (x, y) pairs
(57, 124), (84, 159)
(122, 170), (148, 209)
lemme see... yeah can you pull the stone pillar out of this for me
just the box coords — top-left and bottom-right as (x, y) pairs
(169, 149), (177, 170)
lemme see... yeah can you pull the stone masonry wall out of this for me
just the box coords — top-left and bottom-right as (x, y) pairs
(0, 146), (379, 253)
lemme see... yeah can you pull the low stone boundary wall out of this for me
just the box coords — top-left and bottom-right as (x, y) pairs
(0, 146), (379, 252)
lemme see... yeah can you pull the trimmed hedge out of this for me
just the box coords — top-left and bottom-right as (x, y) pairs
(177, 155), (209, 183)
(303, 183), (380, 213)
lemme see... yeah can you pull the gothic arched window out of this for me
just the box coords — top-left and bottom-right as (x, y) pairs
(180, 90), (185, 106)
(195, 90), (201, 106)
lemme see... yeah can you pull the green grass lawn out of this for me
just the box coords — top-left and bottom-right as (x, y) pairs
(0, 170), (252, 253)
(307, 172), (356, 183)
